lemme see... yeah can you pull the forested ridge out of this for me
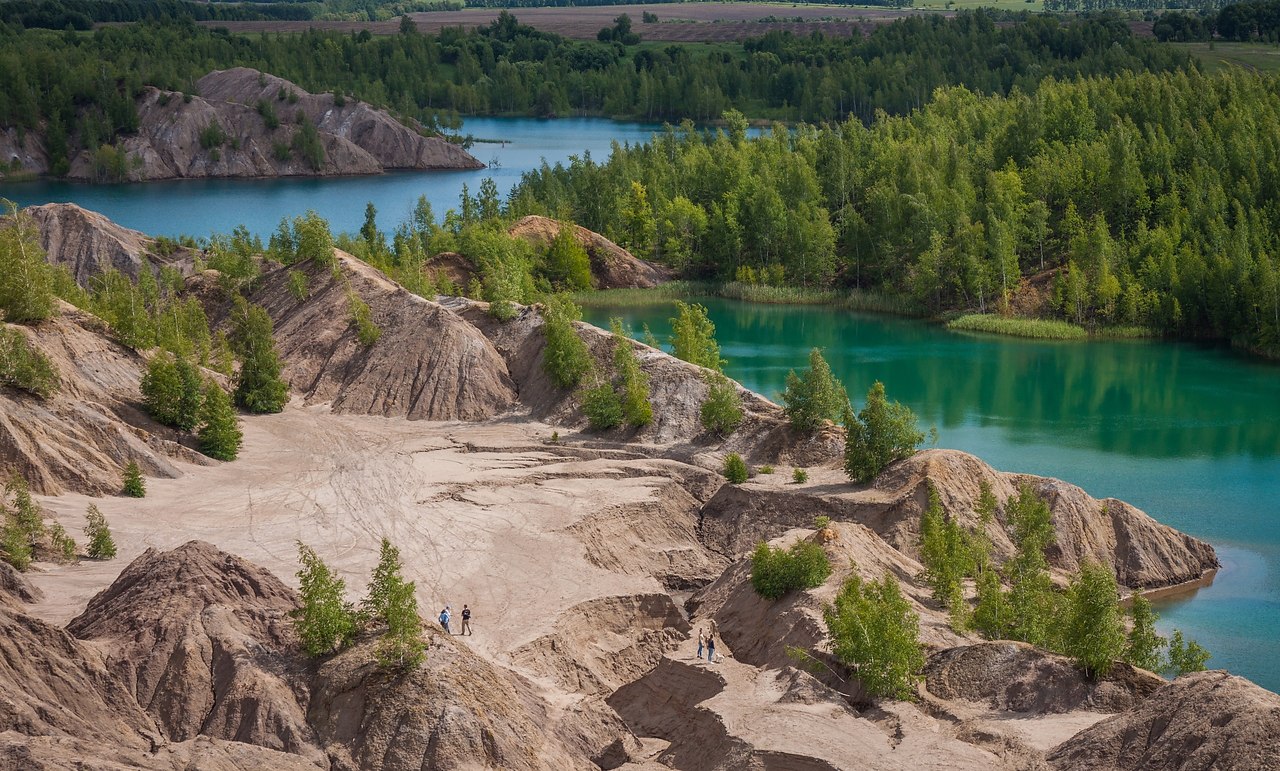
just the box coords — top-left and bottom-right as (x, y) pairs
(0, 10), (1188, 171)
(508, 69), (1280, 356)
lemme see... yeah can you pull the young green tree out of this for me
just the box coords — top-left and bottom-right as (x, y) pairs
(0, 519), (31, 571)
(293, 542), (356, 656)
(582, 379), (623, 430)
(1124, 594), (1166, 672)
(918, 482), (976, 627)
(668, 301), (723, 372)
(0, 327), (60, 398)
(7, 474), (43, 541)
(700, 373), (744, 436)
(347, 290), (381, 347)
(844, 381), (925, 484)
(620, 181), (656, 258)
(141, 353), (203, 431)
(122, 460), (146, 498)
(1166, 630), (1211, 676)
(49, 523), (76, 561)
(544, 224), (594, 291)
(750, 539), (832, 600)
(197, 381), (243, 461)
(84, 504), (117, 560)
(541, 295), (592, 389)
(1061, 561), (1127, 677)
(1003, 484), (1059, 647)
(0, 200), (56, 324)
(972, 561), (1012, 639)
(611, 319), (652, 427)
(293, 210), (335, 268)
(781, 348), (847, 434)
(362, 537), (404, 624)
(230, 299), (289, 414)
(723, 451), (749, 484)
(378, 575), (426, 669)
(825, 572), (926, 701)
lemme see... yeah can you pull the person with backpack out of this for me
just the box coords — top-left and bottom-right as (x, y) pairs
(439, 605), (451, 634)
(461, 604), (473, 635)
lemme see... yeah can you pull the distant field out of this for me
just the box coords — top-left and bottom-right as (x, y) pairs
(1175, 41), (1280, 74)
(203, 3), (950, 40)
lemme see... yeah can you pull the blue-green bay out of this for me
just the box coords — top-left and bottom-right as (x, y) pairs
(584, 298), (1280, 691)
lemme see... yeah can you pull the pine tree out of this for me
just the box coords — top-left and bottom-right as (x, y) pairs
(781, 348), (847, 434)
(293, 542), (356, 656)
(231, 299), (288, 414)
(84, 504), (117, 560)
(843, 381), (925, 484)
(668, 301), (723, 372)
(1062, 561), (1127, 677)
(1124, 594), (1166, 672)
(121, 460), (146, 498)
(824, 572), (925, 701)
(198, 381), (243, 461)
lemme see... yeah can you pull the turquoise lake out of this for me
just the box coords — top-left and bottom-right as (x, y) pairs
(583, 299), (1280, 692)
(4, 115), (1279, 691)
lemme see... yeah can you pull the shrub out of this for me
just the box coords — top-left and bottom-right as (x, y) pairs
(759, 465), (774, 474)
(782, 348), (847, 434)
(918, 482), (979, 627)
(793, 467), (809, 483)
(750, 539), (832, 600)
(1061, 561), (1127, 677)
(198, 381), (243, 461)
(84, 504), (117, 560)
(668, 300), (724, 372)
(256, 99), (279, 130)
(843, 381), (925, 484)
(543, 224), (593, 291)
(814, 515), (831, 530)
(0, 327), (59, 398)
(287, 270), (309, 301)
(611, 319), (652, 427)
(293, 542), (356, 656)
(582, 381), (623, 430)
(348, 290), (381, 347)
(121, 460), (146, 498)
(293, 210), (335, 268)
(1166, 630), (1211, 676)
(541, 295), (591, 389)
(49, 523), (76, 561)
(141, 353), (203, 431)
(291, 115), (325, 171)
(0, 201), (57, 323)
(199, 122), (227, 150)
(1124, 594), (1166, 672)
(0, 520), (30, 570)
(723, 452), (748, 483)
(825, 572), (925, 700)
(700, 373), (743, 436)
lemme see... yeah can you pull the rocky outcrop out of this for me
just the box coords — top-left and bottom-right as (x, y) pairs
(0, 560), (42, 608)
(66, 541), (320, 764)
(196, 68), (482, 172)
(0, 126), (46, 178)
(697, 449), (1218, 590)
(1047, 670), (1280, 770)
(54, 68), (479, 182)
(507, 215), (672, 289)
(0, 308), (210, 495)
(239, 254), (518, 421)
(924, 642), (1165, 715)
(23, 202), (188, 284)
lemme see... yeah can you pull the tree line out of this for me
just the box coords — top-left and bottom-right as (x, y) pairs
(0, 10), (1191, 175)
(1154, 0), (1280, 41)
(0, 0), (312, 30)
(509, 68), (1280, 357)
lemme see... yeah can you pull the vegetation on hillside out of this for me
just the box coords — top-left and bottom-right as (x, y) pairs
(750, 538), (832, 600)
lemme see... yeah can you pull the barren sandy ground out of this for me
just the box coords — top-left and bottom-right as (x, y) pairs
(25, 403), (677, 660)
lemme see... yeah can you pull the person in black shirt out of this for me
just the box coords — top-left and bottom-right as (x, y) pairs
(461, 604), (472, 635)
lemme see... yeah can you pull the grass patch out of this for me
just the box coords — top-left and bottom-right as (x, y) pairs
(948, 314), (1087, 340)
(1093, 325), (1158, 339)
(575, 280), (912, 315)
(1174, 41), (1280, 75)
(571, 281), (710, 307)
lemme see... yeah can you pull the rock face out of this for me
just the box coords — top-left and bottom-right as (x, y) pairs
(507, 215), (673, 289)
(58, 68), (480, 182)
(241, 254), (519, 421)
(0, 307), (209, 495)
(23, 203), (187, 284)
(1047, 670), (1280, 770)
(66, 541), (320, 764)
(0, 126), (46, 178)
(0, 560), (42, 608)
(924, 642), (1165, 715)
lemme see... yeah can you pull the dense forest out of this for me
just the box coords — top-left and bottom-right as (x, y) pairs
(0, 10), (1190, 168)
(507, 69), (1280, 356)
(0, 0), (311, 29)
(1154, 0), (1280, 40)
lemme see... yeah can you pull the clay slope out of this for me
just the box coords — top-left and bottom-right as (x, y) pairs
(66, 541), (321, 764)
(197, 68), (482, 172)
(698, 449), (1218, 590)
(23, 202), (189, 284)
(242, 254), (518, 421)
(0, 307), (209, 495)
(508, 215), (673, 289)
(1047, 670), (1280, 770)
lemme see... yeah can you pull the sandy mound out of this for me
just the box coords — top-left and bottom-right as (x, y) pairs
(1047, 670), (1280, 770)
(698, 449), (1218, 590)
(508, 215), (672, 289)
(426, 250), (475, 289)
(0, 561), (42, 608)
(924, 642), (1164, 715)
(66, 541), (319, 763)
(0, 308), (210, 495)
(240, 254), (518, 421)
(23, 203), (190, 284)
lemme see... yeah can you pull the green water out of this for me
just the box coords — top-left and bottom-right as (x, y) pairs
(583, 298), (1280, 691)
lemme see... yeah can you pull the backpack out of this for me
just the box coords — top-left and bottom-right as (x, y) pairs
(439, 611), (449, 624)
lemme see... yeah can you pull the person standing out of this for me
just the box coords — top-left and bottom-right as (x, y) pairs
(696, 627), (705, 660)
(706, 633), (716, 663)
(461, 604), (473, 636)
(439, 605), (451, 634)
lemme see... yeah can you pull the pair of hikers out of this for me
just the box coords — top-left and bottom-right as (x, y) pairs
(695, 622), (718, 663)
(438, 604), (473, 635)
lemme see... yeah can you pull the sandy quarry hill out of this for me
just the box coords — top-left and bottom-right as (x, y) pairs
(507, 215), (674, 289)
(0, 207), (1252, 770)
(20, 203), (193, 284)
(3, 67), (482, 182)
